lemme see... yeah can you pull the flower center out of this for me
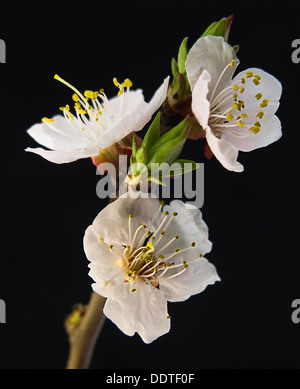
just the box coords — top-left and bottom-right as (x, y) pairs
(109, 202), (204, 293)
(208, 61), (269, 139)
(41, 75), (133, 143)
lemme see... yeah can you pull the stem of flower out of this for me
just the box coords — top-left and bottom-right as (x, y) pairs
(66, 292), (107, 369)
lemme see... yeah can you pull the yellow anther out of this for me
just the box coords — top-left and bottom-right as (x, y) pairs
(175, 235), (179, 240)
(246, 72), (254, 78)
(260, 99), (269, 108)
(199, 253), (204, 258)
(231, 60), (236, 69)
(241, 113), (248, 119)
(173, 212), (178, 217)
(253, 78), (260, 86)
(233, 103), (239, 110)
(240, 86), (245, 94)
(254, 75), (261, 81)
(113, 78), (119, 87)
(123, 78), (133, 88)
(147, 241), (154, 249)
(109, 245), (113, 250)
(257, 111), (264, 120)
(42, 117), (55, 123)
(100, 89), (105, 94)
(249, 126), (261, 134)
(72, 94), (80, 102)
(233, 93), (239, 100)
(118, 89), (124, 97)
(164, 211), (170, 216)
(159, 255), (165, 259)
(167, 316), (171, 320)
(131, 289), (136, 293)
(129, 214), (134, 219)
(160, 200), (165, 206)
(254, 121), (262, 128)
(241, 78), (246, 84)
(146, 231), (151, 236)
(237, 121), (245, 128)
(175, 248), (180, 253)
(78, 109), (87, 115)
(142, 225), (147, 230)
(191, 242), (196, 247)
(232, 84), (240, 92)
(68, 113), (74, 121)
(84, 90), (94, 99)
(160, 231), (165, 236)
(183, 261), (189, 269)
(226, 113), (234, 121)
(255, 93), (263, 101)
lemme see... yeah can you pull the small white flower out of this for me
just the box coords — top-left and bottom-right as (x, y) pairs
(84, 192), (220, 344)
(186, 36), (282, 172)
(25, 76), (169, 164)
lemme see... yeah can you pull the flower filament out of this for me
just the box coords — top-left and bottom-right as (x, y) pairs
(111, 203), (204, 292)
(41, 75), (133, 142)
(208, 62), (269, 139)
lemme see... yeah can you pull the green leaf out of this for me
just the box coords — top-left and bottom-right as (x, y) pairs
(168, 159), (200, 177)
(141, 112), (161, 151)
(136, 146), (147, 165)
(148, 117), (190, 161)
(130, 134), (138, 165)
(171, 58), (179, 80)
(178, 37), (188, 75)
(147, 135), (187, 166)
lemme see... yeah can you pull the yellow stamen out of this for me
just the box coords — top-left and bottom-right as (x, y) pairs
(54, 74), (86, 102)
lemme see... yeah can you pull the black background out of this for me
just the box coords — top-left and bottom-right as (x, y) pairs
(0, 0), (299, 369)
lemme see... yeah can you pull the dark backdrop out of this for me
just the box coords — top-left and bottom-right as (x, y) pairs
(0, 1), (299, 369)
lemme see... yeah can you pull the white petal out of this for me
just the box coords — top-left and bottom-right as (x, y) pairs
(25, 146), (100, 164)
(186, 35), (238, 96)
(159, 257), (220, 302)
(92, 192), (163, 246)
(84, 225), (127, 299)
(232, 67), (282, 117)
(146, 76), (170, 116)
(161, 200), (212, 257)
(206, 126), (244, 172)
(191, 69), (211, 129)
(27, 115), (90, 150)
(224, 115), (282, 152)
(103, 280), (170, 343)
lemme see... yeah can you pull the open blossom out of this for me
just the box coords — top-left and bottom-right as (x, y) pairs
(186, 35), (282, 172)
(25, 75), (169, 164)
(84, 192), (220, 344)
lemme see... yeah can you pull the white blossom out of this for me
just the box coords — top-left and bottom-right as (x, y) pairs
(84, 192), (220, 343)
(186, 36), (282, 172)
(25, 76), (169, 164)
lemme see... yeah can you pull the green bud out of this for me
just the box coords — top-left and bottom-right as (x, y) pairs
(201, 15), (234, 42)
